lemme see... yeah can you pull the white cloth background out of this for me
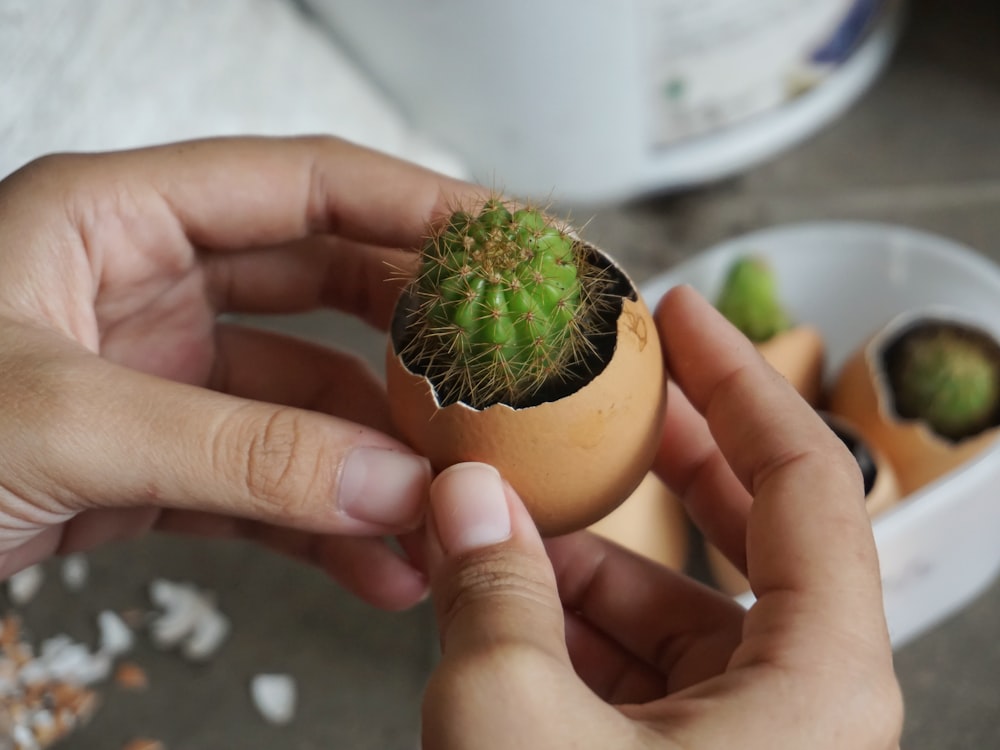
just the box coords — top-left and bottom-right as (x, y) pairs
(0, 0), (465, 179)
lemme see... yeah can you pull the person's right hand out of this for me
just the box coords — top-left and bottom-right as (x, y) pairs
(420, 285), (903, 749)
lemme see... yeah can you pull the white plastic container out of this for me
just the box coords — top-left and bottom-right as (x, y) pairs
(640, 222), (1000, 649)
(307, 0), (903, 201)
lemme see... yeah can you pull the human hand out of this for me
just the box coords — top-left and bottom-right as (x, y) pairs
(420, 285), (903, 748)
(0, 136), (477, 609)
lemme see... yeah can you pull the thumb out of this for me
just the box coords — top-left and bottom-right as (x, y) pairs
(33, 357), (431, 535)
(426, 463), (568, 662)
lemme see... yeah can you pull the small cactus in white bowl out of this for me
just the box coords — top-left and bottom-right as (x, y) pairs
(714, 255), (825, 407)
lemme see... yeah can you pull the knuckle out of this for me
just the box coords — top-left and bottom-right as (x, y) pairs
(432, 640), (537, 693)
(221, 406), (329, 519)
(422, 639), (566, 738)
(865, 673), (905, 748)
(0, 346), (105, 510)
(803, 657), (904, 749)
(2, 345), (76, 443)
(7, 152), (90, 199)
(437, 548), (557, 627)
(842, 676), (905, 749)
(17, 151), (75, 178)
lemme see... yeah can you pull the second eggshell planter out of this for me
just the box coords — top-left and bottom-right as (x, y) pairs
(756, 324), (826, 408)
(829, 309), (1000, 496)
(588, 472), (690, 571)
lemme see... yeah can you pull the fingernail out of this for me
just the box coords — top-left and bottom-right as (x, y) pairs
(338, 447), (431, 527)
(672, 283), (707, 307)
(677, 283), (722, 317)
(431, 462), (511, 553)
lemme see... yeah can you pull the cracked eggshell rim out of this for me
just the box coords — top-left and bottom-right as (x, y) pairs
(829, 306), (1000, 497)
(385, 241), (666, 536)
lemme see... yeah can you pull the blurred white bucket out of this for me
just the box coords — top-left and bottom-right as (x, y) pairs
(306, 0), (904, 201)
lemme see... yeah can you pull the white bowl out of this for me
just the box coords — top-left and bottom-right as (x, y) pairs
(640, 221), (1000, 649)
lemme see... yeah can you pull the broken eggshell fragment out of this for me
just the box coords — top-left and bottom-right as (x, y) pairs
(829, 309), (1000, 496)
(706, 410), (901, 596)
(385, 235), (666, 537)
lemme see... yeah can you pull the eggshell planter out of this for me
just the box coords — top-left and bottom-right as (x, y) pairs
(641, 221), (1000, 649)
(821, 412), (902, 519)
(386, 239), (666, 537)
(706, 411), (901, 596)
(588, 472), (690, 570)
(756, 324), (826, 407)
(829, 310), (1000, 496)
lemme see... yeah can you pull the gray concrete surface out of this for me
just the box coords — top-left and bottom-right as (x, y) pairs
(4, 0), (1000, 747)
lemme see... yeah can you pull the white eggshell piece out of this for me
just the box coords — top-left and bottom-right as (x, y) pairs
(250, 673), (297, 725)
(182, 609), (230, 662)
(60, 555), (89, 592)
(7, 565), (44, 606)
(38, 635), (112, 686)
(148, 579), (230, 660)
(97, 610), (135, 658)
(149, 579), (208, 648)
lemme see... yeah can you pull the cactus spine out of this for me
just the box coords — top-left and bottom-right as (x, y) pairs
(399, 199), (611, 409)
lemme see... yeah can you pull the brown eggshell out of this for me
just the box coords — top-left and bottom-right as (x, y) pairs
(386, 296), (666, 536)
(829, 314), (1000, 496)
(822, 413), (902, 518)
(756, 324), (825, 407)
(588, 472), (689, 570)
(706, 414), (902, 596)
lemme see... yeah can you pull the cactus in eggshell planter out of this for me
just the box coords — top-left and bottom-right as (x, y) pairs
(715, 255), (792, 343)
(385, 194), (665, 535)
(713, 254), (825, 407)
(887, 326), (1000, 441)
(397, 198), (613, 409)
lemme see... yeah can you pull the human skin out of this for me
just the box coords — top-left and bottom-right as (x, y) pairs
(0, 136), (903, 747)
(420, 286), (904, 749)
(0, 136), (482, 610)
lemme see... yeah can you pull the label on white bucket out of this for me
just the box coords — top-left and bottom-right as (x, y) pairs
(638, 0), (888, 147)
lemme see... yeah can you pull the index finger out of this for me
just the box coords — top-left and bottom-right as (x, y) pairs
(656, 285), (884, 622)
(72, 135), (482, 251)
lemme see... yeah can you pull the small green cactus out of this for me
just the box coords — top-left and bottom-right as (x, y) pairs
(888, 325), (1000, 441)
(397, 199), (612, 409)
(715, 256), (792, 343)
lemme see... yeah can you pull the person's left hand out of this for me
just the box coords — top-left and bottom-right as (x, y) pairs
(0, 136), (477, 609)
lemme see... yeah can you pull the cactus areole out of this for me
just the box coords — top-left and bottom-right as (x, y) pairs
(385, 198), (666, 535)
(391, 200), (632, 410)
